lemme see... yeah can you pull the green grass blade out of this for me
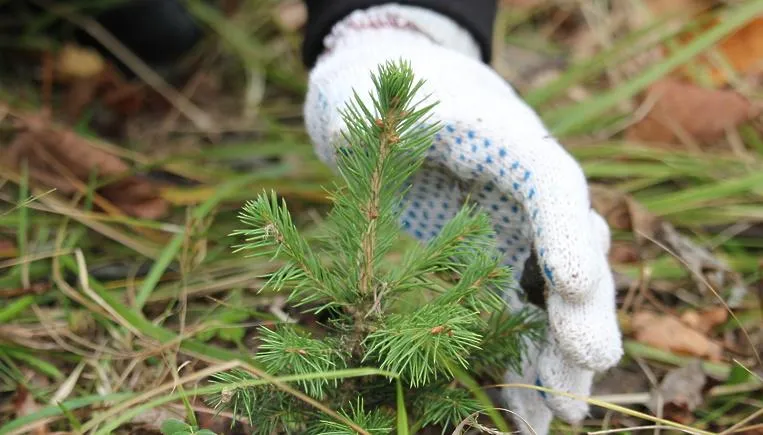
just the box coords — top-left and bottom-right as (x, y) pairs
(62, 256), (256, 363)
(134, 174), (263, 310)
(449, 363), (510, 433)
(396, 378), (410, 435)
(624, 340), (730, 379)
(0, 296), (34, 323)
(641, 171), (763, 215)
(525, 10), (690, 107)
(1, 346), (64, 380)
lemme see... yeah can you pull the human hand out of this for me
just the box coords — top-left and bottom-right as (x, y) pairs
(303, 5), (623, 433)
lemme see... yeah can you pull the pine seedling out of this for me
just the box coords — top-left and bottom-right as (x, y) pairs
(219, 60), (542, 433)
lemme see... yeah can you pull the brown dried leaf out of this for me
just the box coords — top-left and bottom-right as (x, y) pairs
(609, 241), (640, 264)
(675, 17), (763, 86)
(647, 360), (707, 425)
(2, 114), (168, 219)
(590, 184), (661, 235)
(645, 1), (763, 85)
(55, 44), (104, 80)
(632, 311), (724, 360)
(0, 239), (16, 258)
(98, 65), (151, 117)
(12, 386), (49, 435)
(274, 0), (307, 31)
(626, 78), (759, 145)
(712, 17), (763, 83)
(0, 282), (49, 298)
(680, 306), (729, 334)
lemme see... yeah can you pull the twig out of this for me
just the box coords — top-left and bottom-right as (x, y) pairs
(589, 425), (702, 434)
(452, 408), (533, 435)
(486, 383), (715, 435)
(718, 407), (763, 435)
(592, 380), (763, 405)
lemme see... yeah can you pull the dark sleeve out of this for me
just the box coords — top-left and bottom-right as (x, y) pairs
(302, 0), (498, 68)
(87, 0), (202, 65)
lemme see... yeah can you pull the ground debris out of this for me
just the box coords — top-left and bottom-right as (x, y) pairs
(591, 184), (735, 295)
(648, 360), (707, 425)
(274, 0), (307, 31)
(631, 311), (724, 360)
(2, 112), (168, 219)
(11, 385), (49, 435)
(626, 78), (759, 146)
(679, 306), (729, 334)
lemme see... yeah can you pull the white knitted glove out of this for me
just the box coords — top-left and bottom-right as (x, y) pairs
(303, 5), (623, 434)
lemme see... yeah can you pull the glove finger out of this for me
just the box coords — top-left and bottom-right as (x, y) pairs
(590, 209), (611, 254)
(536, 334), (595, 423)
(503, 298), (594, 428)
(546, 275), (622, 371)
(545, 209), (622, 371)
(478, 180), (620, 371)
(502, 342), (553, 435)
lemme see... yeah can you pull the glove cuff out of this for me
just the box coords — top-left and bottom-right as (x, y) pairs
(318, 4), (481, 65)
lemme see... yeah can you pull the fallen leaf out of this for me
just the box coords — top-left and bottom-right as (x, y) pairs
(2, 114), (168, 219)
(198, 409), (250, 434)
(53, 50), (152, 121)
(648, 360), (707, 425)
(55, 44), (104, 80)
(220, 0), (244, 16)
(590, 184), (661, 234)
(680, 306), (729, 334)
(608, 241), (640, 264)
(626, 78), (759, 145)
(632, 311), (724, 360)
(274, 0), (307, 31)
(12, 386), (49, 435)
(97, 65), (152, 117)
(711, 17), (763, 83)
(677, 17), (763, 85)
(644, 1), (763, 86)
(0, 239), (16, 258)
